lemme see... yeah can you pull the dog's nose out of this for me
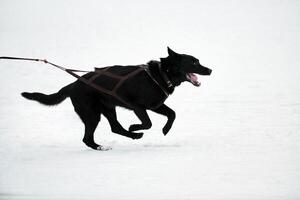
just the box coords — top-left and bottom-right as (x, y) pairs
(208, 69), (212, 75)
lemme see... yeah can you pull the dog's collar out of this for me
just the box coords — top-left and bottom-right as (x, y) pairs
(142, 64), (173, 97)
(158, 63), (173, 88)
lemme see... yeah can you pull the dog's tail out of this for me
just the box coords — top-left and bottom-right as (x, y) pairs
(21, 83), (73, 106)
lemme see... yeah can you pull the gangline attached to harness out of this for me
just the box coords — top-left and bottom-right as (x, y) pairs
(0, 56), (170, 109)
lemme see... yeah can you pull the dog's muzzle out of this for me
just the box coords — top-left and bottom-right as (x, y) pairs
(186, 73), (201, 87)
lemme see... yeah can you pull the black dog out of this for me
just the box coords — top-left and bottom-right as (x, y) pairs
(22, 47), (212, 150)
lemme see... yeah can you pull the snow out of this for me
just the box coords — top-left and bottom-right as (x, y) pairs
(1, 0), (300, 199)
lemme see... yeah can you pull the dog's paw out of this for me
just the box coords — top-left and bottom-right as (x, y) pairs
(162, 127), (169, 136)
(96, 145), (112, 151)
(131, 132), (144, 140)
(129, 124), (139, 132)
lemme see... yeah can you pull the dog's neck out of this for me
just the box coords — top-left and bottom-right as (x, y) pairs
(158, 63), (173, 88)
(147, 60), (175, 95)
(160, 57), (183, 87)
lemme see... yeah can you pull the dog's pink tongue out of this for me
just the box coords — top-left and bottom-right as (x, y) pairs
(189, 73), (198, 82)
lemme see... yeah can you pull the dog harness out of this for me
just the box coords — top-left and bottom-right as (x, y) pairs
(89, 63), (173, 109)
(0, 56), (172, 109)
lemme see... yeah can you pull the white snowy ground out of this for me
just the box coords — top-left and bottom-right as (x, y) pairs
(1, 0), (300, 199)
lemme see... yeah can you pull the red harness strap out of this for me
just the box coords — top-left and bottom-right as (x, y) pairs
(88, 65), (170, 109)
(85, 67), (145, 108)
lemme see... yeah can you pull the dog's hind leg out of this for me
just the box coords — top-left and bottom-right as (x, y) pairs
(129, 109), (152, 132)
(102, 106), (143, 140)
(151, 104), (176, 135)
(71, 99), (102, 150)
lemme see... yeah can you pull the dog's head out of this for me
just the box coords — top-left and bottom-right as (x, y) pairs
(161, 47), (212, 87)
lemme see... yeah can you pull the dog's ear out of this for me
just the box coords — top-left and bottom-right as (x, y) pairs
(167, 47), (178, 57)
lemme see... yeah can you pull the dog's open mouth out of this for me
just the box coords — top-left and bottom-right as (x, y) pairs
(186, 73), (200, 87)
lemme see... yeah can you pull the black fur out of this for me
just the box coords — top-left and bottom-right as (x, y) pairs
(22, 47), (212, 150)
(21, 84), (71, 105)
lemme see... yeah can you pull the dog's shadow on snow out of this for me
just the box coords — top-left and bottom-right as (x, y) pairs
(108, 142), (183, 153)
(142, 143), (181, 148)
(77, 142), (183, 153)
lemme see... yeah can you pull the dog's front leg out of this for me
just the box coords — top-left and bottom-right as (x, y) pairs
(151, 104), (176, 135)
(129, 109), (152, 132)
(102, 106), (143, 139)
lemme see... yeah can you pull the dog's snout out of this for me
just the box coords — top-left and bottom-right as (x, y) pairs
(208, 69), (212, 75)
